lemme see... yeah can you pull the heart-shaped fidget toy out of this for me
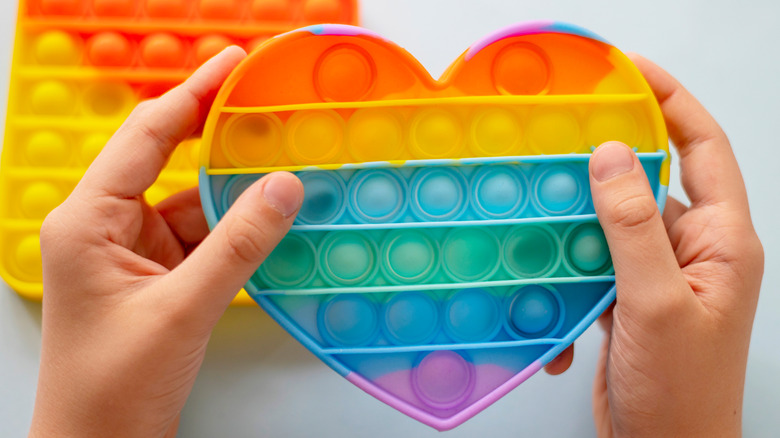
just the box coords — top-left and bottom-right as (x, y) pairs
(199, 22), (669, 430)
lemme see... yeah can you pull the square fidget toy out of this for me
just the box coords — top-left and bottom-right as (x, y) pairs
(205, 22), (670, 430)
(0, 0), (358, 302)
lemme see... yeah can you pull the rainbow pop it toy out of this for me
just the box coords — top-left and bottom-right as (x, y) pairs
(201, 21), (669, 430)
(0, 0), (358, 303)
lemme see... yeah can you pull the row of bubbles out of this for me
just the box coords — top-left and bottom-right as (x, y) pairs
(220, 163), (591, 224)
(30, 0), (350, 23)
(10, 129), (199, 170)
(22, 79), (137, 118)
(315, 285), (566, 347)
(216, 104), (645, 167)
(30, 30), (272, 69)
(254, 223), (611, 289)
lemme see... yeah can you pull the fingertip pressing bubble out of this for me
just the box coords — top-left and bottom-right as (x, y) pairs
(348, 169), (407, 223)
(87, 32), (134, 67)
(443, 288), (502, 343)
(314, 44), (375, 102)
(318, 294), (380, 347)
(298, 171), (347, 225)
(563, 222), (612, 276)
(34, 31), (81, 66)
(410, 167), (468, 221)
(471, 165), (527, 219)
(382, 292), (440, 345)
(220, 113), (284, 167)
(381, 230), (438, 284)
(319, 231), (377, 286)
(531, 164), (587, 216)
(259, 233), (318, 288)
(442, 228), (500, 282)
(412, 350), (475, 409)
(502, 225), (561, 278)
(504, 285), (564, 339)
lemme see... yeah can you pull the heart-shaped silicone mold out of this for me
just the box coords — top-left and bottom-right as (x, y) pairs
(199, 22), (669, 430)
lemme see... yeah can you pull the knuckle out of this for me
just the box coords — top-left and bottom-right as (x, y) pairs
(607, 193), (659, 230)
(222, 214), (274, 265)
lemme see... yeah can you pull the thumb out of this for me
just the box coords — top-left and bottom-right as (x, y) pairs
(589, 141), (690, 315)
(164, 171), (303, 317)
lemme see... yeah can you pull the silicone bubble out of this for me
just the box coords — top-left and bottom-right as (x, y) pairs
(381, 230), (438, 284)
(259, 234), (317, 288)
(220, 113), (283, 167)
(318, 294), (379, 347)
(286, 110), (344, 164)
(492, 43), (550, 95)
(319, 232), (377, 286)
(145, 0), (190, 18)
(410, 108), (464, 158)
(348, 169), (407, 223)
(347, 108), (404, 162)
(12, 235), (42, 281)
(442, 228), (500, 282)
(382, 292), (440, 345)
(34, 31), (81, 66)
(83, 82), (135, 117)
(30, 81), (75, 116)
(39, 0), (85, 15)
(443, 288), (502, 343)
(527, 108), (581, 154)
(470, 107), (522, 156)
(87, 32), (134, 67)
(251, 0), (293, 21)
(412, 350), (475, 409)
(586, 106), (640, 147)
(502, 225), (561, 278)
(199, 0), (241, 19)
(140, 33), (187, 68)
(410, 167), (468, 221)
(25, 131), (69, 166)
(504, 285), (564, 339)
(94, 0), (136, 16)
(532, 164), (587, 216)
(303, 0), (343, 23)
(194, 35), (234, 65)
(563, 222), (612, 276)
(20, 182), (63, 219)
(298, 172), (347, 225)
(471, 165), (527, 219)
(314, 44), (375, 102)
(221, 174), (260, 213)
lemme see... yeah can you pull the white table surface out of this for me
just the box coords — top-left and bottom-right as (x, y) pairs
(1, 1), (778, 436)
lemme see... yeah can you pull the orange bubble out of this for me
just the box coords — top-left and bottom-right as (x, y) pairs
(87, 32), (134, 67)
(303, 0), (342, 22)
(251, 0), (293, 21)
(199, 0), (240, 20)
(314, 45), (375, 102)
(145, 0), (189, 18)
(194, 35), (233, 65)
(140, 33), (187, 68)
(492, 43), (550, 95)
(93, 0), (136, 16)
(40, 0), (84, 15)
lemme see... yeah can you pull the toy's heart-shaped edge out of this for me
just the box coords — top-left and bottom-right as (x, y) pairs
(198, 22), (669, 431)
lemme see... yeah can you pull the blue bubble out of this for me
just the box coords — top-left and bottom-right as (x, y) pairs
(298, 172), (346, 225)
(382, 292), (440, 345)
(533, 164), (586, 215)
(506, 285), (563, 338)
(411, 168), (468, 221)
(349, 169), (406, 222)
(443, 288), (501, 342)
(473, 166), (526, 218)
(318, 294), (379, 347)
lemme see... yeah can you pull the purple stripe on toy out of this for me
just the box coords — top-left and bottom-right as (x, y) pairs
(465, 21), (608, 60)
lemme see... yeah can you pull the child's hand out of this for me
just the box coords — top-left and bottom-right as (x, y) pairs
(583, 55), (763, 436)
(30, 47), (304, 438)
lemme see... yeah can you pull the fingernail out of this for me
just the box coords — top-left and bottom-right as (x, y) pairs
(263, 173), (303, 218)
(592, 142), (635, 182)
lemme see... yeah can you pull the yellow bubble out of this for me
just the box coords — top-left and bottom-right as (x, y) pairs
(81, 133), (111, 165)
(347, 109), (404, 162)
(34, 31), (81, 66)
(21, 182), (63, 219)
(14, 235), (42, 280)
(286, 110), (344, 164)
(470, 107), (522, 156)
(409, 108), (464, 159)
(221, 113), (284, 167)
(26, 131), (69, 166)
(586, 107), (639, 148)
(83, 82), (136, 118)
(30, 81), (75, 116)
(527, 109), (581, 154)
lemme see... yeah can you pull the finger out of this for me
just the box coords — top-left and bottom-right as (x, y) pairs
(79, 46), (246, 198)
(590, 141), (694, 314)
(544, 344), (574, 376)
(155, 187), (210, 248)
(597, 302), (615, 332)
(628, 54), (749, 212)
(662, 196), (688, 231)
(162, 172), (303, 319)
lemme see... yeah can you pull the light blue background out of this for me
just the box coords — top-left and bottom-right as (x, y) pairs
(1, 1), (778, 436)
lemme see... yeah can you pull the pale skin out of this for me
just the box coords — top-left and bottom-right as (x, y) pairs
(29, 47), (763, 437)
